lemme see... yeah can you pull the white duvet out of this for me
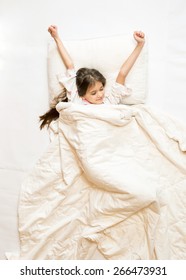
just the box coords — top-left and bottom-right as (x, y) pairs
(7, 103), (186, 260)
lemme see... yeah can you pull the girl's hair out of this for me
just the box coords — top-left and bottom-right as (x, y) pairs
(76, 68), (106, 97)
(39, 68), (106, 130)
(39, 97), (68, 130)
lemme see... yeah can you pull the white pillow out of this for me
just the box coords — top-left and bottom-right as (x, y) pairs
(47, 35), (148, 106)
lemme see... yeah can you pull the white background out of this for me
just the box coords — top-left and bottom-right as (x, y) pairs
(0, 0), (186, 259)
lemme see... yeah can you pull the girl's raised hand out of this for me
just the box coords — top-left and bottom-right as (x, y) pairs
(48, 25), (59, 39)
(133, 31), (145, 44)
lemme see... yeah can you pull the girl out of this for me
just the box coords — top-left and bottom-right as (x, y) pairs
(40, 25), (145, 129)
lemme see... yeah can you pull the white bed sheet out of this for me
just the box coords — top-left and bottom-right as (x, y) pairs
(0, 0), (186, 260)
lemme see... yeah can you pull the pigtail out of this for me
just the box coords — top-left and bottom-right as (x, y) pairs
(39, 97), (68, 130)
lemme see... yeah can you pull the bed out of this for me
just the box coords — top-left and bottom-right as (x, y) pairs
(4, 32), (186, 260)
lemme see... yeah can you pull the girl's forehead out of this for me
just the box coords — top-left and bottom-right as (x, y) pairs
(88, 81), (103, 91)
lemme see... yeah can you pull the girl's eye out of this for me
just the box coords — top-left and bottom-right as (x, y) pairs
(91, 92), (96, 95)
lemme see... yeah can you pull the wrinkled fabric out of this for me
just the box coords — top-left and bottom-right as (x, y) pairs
(7, 103), (186, 260)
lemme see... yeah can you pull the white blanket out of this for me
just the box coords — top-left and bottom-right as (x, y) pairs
(7, 103), (186, 260)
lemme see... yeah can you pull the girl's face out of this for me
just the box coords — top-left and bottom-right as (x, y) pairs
(82, 81), (105, 104)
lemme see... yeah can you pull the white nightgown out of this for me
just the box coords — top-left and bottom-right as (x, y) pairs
(57, 68), (132, 105)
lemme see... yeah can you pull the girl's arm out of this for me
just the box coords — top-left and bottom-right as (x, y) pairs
(116, 31), (145, 85)
(48, 25), (74, 70)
